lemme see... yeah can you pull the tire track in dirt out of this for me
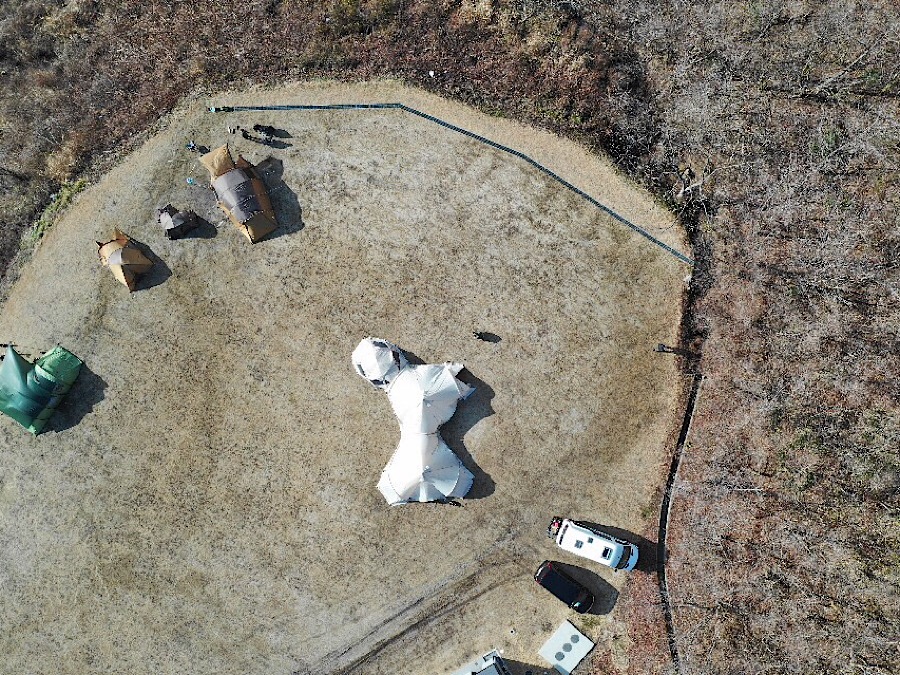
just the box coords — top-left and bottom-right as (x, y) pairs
(318, 556), (520, 674)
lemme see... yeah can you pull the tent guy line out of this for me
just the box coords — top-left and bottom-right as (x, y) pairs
(209, 102), (695, 266)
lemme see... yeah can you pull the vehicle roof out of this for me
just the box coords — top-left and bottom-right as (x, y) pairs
(557, 520), (624, 565)
(535, 561), (587, 606)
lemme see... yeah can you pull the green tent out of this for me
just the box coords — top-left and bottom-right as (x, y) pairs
(0, 345), (83, 435)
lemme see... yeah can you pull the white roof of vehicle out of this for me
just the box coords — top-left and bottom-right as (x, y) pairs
(538, 620), (594, 675)
(558, 520), (623, 565)
(448, 649), (510, 675)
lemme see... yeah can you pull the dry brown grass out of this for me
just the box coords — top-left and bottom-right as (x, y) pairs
(1, 1), (898, 672)
(0, 82), (685, 675)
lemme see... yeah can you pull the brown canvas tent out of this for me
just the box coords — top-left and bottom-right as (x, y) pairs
(97, 229), (153, 291)
(200, 145), (278, 243)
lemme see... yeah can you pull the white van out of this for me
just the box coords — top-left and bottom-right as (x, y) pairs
(547, 517), (639, 571)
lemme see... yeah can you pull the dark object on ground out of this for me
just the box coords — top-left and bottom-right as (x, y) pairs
(207, 106), (234, 113)
(158, 204), (199, 240)
(534, 560), (594, 614)
(654, 343), (695, 357)
(436, 497), (464, 507)
(472, 331), (501, 343)
(239, 128), (288, 148)
(252, 123), (291, 139)
(253, 123), (277, 137)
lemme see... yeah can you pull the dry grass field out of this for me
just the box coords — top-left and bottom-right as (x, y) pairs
(0, 82), (687, 674)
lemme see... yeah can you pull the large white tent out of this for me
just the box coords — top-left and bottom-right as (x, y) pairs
(352, 338), (408, 389)
(388, 363), (473, 434)
(377, 433), (474, 504)
(353, 337), (476, 505)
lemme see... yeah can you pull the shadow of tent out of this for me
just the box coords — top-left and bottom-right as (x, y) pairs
(179, 215), (218, 240)
(47, 363), (107, 433)
(256, 156), (304, 239)
(256, 125), (292, 139)
(553, 561), (619, 615)
(129, 236), (172, 290)
(577, 520), (660, 574)
(442, 368), (496, 499)
(247, 135), (292, 149)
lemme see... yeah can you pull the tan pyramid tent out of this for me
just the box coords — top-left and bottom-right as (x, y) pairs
(200, 145), (278, 243)
(97, 229), (153, 291)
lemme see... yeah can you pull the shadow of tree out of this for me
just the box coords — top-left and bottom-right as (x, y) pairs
(576, 520), (659, 573)
(553, 560), (619, 615)
(256, 157), (304, 239)
(47, 363), (107, 432)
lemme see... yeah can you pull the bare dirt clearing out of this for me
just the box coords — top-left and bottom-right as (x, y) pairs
(0, 81), (686, 675)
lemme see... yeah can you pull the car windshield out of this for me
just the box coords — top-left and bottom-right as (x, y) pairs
(615, 545), (634, 569)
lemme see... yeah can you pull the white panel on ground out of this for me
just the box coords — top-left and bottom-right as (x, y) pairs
(538, 620), (594, 675)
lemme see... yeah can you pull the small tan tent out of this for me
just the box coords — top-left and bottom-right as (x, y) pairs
(97, 229), (153, 291)
(200, 145), (277, 243)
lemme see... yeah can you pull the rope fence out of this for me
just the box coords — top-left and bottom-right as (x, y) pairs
(209, 102), (694, 266)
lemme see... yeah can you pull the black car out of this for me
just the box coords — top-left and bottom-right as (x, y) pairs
(534, 560), (594, 613)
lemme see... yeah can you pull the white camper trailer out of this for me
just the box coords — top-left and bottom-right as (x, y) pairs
(547, 517), (639, 571)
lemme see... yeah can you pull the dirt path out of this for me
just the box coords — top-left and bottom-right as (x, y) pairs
(0, 81), (686, 675)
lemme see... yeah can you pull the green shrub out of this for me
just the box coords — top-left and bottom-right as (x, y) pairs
(25, 178), (86, 246)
